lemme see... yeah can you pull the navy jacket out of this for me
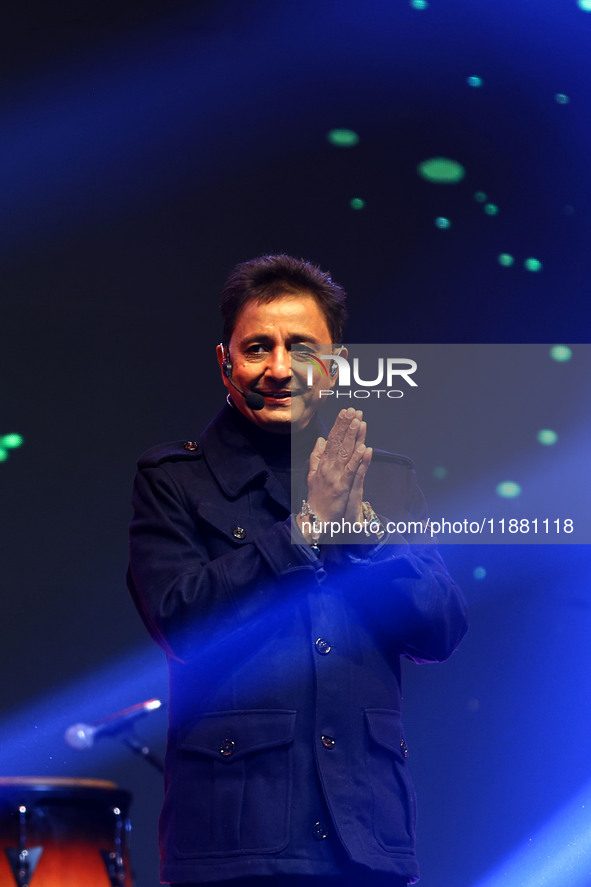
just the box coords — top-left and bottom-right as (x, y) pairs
(127, 404), (468, 884)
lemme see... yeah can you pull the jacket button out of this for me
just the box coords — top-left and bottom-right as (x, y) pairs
(219, 738), (235, 757)
(400, 739), (409, 758)
(321, 735), (335, 749)
(315, 638), (331, 655)
(232, 526), (247, 540)
(312, 821), (328, 841)
(184, 441), (199, 451)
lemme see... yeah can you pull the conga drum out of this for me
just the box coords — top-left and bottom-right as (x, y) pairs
(0, 778), (133, 886)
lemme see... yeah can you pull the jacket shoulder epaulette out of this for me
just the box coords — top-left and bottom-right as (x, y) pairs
(137, 440), (202, 469)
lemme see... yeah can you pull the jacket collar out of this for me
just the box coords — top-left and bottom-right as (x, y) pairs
(199, 403), (285, 500)
(199, 402), (322, 505)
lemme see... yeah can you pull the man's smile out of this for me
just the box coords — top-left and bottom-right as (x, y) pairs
(258, 390), (291, 398)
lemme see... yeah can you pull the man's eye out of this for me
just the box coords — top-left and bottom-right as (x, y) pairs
(291, 346), (318, 361)
(246, 344), (268, 354)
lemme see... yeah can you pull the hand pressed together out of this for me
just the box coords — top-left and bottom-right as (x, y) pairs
(304, 407), (373, 527)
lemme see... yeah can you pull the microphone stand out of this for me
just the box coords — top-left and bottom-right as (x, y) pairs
(120, 732), (164, 773)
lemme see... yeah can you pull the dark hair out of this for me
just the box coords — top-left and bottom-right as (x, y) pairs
(220, 254), (347, 345)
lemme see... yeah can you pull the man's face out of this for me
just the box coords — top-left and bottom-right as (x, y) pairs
(216, 292), (339, 433)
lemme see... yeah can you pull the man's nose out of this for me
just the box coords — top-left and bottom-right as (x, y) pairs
(267, 347), (291, 378)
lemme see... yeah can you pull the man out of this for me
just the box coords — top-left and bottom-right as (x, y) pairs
(127, 254), (468, 887)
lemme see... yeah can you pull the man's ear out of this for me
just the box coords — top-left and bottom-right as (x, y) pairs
(216, 343), (231, 391)
(216, 343), (225, 371)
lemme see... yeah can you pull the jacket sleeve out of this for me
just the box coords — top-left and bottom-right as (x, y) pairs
(128, 448), (467, 667)
(127, 456), (323, 663)
(332, 456), (469, 664)
(364, 544), (469, 664)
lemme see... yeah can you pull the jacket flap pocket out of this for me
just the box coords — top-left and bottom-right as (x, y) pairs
(195, 501), (254, 544)
(364, 708), (404, 755)
(180, 709), (297, 761)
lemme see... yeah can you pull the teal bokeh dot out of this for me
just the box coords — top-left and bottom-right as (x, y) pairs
(524, 257), (543, 272)
(496, 481), (522, 499)
(550, 345), (572, 362)
(417, 157), (466, 184)
(473, 567), (487, 580)
(327, 129), (359, 147)
(0, 433), (24, 449)
(537, 429), (558, 446)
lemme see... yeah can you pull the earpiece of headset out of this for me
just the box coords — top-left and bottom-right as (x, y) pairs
(329, 345), (344, 377)
(219, 342), (266, 411)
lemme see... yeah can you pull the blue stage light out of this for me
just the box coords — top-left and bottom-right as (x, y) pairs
(0, 643), (167, 775)
(471, 780), (591, 887)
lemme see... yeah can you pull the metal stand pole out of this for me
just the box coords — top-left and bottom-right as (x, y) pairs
(121, 734), (164, 774)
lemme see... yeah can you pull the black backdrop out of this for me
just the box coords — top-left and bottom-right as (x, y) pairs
(2, 2), (591, 886)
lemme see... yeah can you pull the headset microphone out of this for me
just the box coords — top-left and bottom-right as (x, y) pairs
(222, 348), (266, 411)
(242, 389), (266, 411)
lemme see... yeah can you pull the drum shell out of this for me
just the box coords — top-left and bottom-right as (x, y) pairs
(0, 778), (133, 887)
